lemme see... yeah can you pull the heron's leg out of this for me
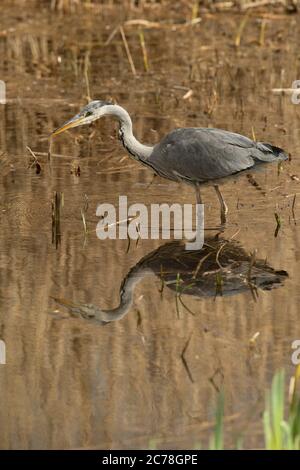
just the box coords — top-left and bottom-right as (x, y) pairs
(214, 185), (228, 225)
(195, 184), (203, 204)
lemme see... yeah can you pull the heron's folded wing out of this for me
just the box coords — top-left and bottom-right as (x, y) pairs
(149, 128), (262, 182)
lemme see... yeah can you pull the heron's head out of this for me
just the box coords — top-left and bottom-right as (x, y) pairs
(52, 100), (113, 136)
(51, 296), (110, 325)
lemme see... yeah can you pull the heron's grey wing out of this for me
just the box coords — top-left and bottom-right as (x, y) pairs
(148, 128), (283, 183)
(207, 128), (287, 162)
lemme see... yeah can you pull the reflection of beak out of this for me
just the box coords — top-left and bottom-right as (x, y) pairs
(52, 116), (86, 136)
(50, 296), (80, 309)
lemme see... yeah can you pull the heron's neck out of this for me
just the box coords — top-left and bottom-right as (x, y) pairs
(105, 105), (153, 161)
(95, 267), (152, 323)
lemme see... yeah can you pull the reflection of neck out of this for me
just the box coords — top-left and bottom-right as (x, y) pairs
(105, 104), (153, 161)
(98, 266), (152, 323)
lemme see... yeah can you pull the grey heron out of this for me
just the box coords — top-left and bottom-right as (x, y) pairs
(52, 100), (288, 224)
(51, 237), (288, 325)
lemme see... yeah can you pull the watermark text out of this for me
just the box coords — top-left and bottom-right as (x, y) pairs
(96, 196), (204, 250)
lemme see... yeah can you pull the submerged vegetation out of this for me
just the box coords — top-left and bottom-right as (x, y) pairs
(264, 368), (300, 450)
(209, 368), (300, 450)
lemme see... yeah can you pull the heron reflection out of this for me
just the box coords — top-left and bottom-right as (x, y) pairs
(52, 236), (288, 325)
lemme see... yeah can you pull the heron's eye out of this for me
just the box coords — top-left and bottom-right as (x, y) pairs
(85, 111), (92, 117)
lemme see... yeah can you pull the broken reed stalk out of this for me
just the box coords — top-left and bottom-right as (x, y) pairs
(81, 208), (87, 234)
(274, 212), (281, 238)
(158, 264), (165, 296)
(138, 29), (149, 72)
(259, 19), (267, 46)
(105, 23), (120, 46)
(292, 194), (297, 219)
(119, 26), (137, 76)
(247, 249), (258, 300)
(26, 145), (38, 160)
(52, 191), (63, 248)
(175, 272), (182, 319)
(84, 51), (91, 102)
(191, 0), (199, 21)
(215, 271), (223, 297)
(181, 334), (194, 384)
(235, 11), (250, 47)
(192, 251), (212, 279)
(48, 137), (53, 162)
(178, 291), (196, 316)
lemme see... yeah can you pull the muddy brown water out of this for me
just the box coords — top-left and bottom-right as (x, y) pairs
(1, 4), (300, 449)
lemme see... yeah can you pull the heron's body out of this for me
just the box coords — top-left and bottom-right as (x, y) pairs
(53, 100), (288, 223)
(145, 127), (287, 185)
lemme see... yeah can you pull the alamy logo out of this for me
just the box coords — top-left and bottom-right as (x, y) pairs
(96, 196), (204, 250)
(0, 339), (6, 365)
(291, 80), (300, 105)
(0, 80), (6, 104)
(291, 339), (300, 365)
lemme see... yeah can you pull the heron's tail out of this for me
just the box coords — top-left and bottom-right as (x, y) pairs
(257, 142), (289, 161)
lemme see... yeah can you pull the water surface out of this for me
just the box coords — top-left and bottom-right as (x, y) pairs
(0, 4), (300, 449)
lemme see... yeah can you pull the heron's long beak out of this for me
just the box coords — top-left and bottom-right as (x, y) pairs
(52, 116), (86, 136)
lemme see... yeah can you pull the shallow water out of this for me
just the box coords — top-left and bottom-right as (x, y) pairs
(0, 4), (300, 449)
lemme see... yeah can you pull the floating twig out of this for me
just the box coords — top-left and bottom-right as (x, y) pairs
(183, 89), (193, 100)
(249, 331), (260, 352)
(26, 145), (42, 174)
(272, 88), (297, 95)
(242, 0), (285, 11)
